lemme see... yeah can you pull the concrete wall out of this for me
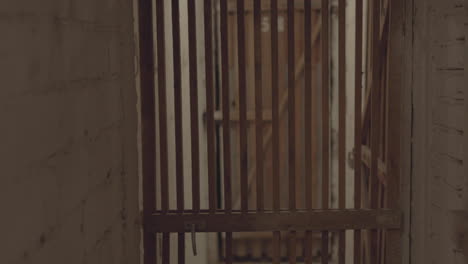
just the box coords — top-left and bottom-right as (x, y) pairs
(0, 1), (140, 264)
(411, 0), (467, 263)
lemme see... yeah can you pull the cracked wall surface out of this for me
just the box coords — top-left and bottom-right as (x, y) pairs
(0, 1), (140, 263)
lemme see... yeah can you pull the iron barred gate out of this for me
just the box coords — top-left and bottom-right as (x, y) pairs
(138, 0), (403, 263)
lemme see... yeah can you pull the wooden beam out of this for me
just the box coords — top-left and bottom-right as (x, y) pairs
(361, 145), (387, 183)
(147, 210), (402, 233)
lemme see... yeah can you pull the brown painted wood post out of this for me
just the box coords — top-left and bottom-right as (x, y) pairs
(139, 0), (157, 261)
(385, 0), (405, 263)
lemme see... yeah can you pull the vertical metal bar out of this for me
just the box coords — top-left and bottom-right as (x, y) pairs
(188, 0), (200, 213)
(156, 0), (168, 214)
(237, 0), (248, 213)
(226, 232), (233, 264)
(321, 0), (330, 263)
(354, 0), (363, 263)
(204, 0), (217, 214)
(370, 0), (381, 262)
(289, 231), (297, 264)
(220, 0), (232, 214)
(271, 1), (281, 261)
(338, 0), (346, 263)
(172, 0), (184, 262)
(171, 0), (183, 214)
(304, 2), (313, 262)
(304, 231), (313, 264)
(162, 233), (170, 264)
(273, 231), (281, 264)
(254, 0), (264, 212)
(287, 1), (296, 261)
(304, 0), (313, 212)
(271, 0), (280, 214)
(287, 0), (296, 212)
(139, 0), (157, 261)
(178, 233), (185, 264)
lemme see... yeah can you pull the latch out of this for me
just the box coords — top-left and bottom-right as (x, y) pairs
(184, 221), (206, 256)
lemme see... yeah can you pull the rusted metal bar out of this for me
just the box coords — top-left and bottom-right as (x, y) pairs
(171, 0), (184, 214)
(204, 0), (217, 214)
(220, 0), (232, 213)
(321, 0), (330, 263)
(354, 0), (363, 263)
(162, 233), (170, 264)
(237, 0), (248, 214)
(288, 0), (296, 212)
(188, 0), (200, 213)
(321, 231), (329, 264)
(304, 231), (313, 264)
(304, 4), (313, 264)
(172, 1), (185, 262)
(271, 0), (280, 213)
(304, 1), (313, 261)
(155, 0), (168, 215)
(273, 231), (281, 264)
(178, 233), (185, 264)
(226, 232), (233, 264)
(370, 0), (382, 263)
(338, 0), (346, 262)
(254, 0), (264, 212)
(304, 0), (313, 212)
(289, 231), (297, 264)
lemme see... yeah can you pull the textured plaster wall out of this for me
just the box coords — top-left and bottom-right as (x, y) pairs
(411, 0), (468, 263)
(0, 1), (140, 263)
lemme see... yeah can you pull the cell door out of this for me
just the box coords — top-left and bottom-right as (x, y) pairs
(137, 0), (403, 263)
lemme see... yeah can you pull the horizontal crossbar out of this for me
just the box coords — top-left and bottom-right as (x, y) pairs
(145, 209), (401, 233)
